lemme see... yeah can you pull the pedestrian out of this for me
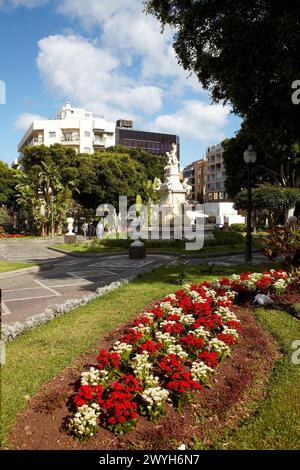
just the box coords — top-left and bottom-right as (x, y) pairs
(82, 222), (88, 240)
(88, 222), (94, 239)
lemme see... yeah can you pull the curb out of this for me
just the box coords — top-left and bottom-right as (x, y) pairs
(0, 263), (53, 280)
(48, 245), (262, 260)
(185, 249), (261, 260)
(47, 246), (179, 258)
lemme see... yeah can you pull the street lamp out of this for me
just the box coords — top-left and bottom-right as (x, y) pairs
(243, 145), (257, 263)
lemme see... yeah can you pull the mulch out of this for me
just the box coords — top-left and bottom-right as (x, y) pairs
(9, 307), (280, 450)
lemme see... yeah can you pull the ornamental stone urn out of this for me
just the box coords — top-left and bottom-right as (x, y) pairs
(64, 217), (77, 244)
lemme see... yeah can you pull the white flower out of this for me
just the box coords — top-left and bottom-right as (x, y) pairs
(192, 326), (211, 341)
(191, 361), (214, 382)
(166, 344), (189, 360)
(208, 338), (231, 356)
(81, 367), (108, 386)
(69, 404), (100, 439)
(112, 342), (133, 356)
(142, 386), (169, 407)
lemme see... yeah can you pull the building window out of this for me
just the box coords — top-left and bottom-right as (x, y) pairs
(49, 132), (56, 138)
(84, 131), (91, 138)
(84, 147), (91, 154)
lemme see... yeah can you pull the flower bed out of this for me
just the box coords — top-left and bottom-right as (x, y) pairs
(69, 270), (292, 440)
(0, 234), (30, 239)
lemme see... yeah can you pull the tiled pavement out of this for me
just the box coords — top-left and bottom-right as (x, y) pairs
(0, 238), (268, 326)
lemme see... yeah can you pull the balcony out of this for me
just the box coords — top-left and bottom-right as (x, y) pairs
(94, 137), (106, 146)
(61, 135), (79, 143)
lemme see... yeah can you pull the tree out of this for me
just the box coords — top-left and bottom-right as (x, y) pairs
(233, 185), (300, 226)
(99, 146), (166, 182)
(145, 1), (300, 147)
(0, 161), (19, 207)
(223, 125), (300, 199)
(0, 207), (13, 231)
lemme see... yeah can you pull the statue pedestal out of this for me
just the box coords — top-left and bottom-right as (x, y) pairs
(129, 240), (146, 259)
(64, 234), (77, 245)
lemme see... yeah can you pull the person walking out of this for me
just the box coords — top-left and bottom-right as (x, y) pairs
(82, 222), (88, 240)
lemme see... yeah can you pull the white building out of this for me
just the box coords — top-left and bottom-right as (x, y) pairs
(17, 102), (115, 157)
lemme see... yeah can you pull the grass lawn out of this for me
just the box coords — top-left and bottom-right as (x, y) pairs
(0, 265), (286, 448)
(53, 242), (249, 257)
(192, 306), (300, 450)
(1, 262), (271, 449)
(0, 261), (36, 273)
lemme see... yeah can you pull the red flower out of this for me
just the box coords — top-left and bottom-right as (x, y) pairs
(198, 350), (219, 368)
(74, 384), (104, 408)
(159, 354), (185, 375)
(167, 371), (202, 394)
(121, 328), (144, 346)
(217, 333), (236, 346)
(163, 321), (184, 335)
(139, 339), (162, 355)
(180, 334), (204, 351)
(256, 276), (272, 291)
(97, 349), (121, 371)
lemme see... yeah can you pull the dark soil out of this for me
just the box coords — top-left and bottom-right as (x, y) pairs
(10, 308), (280, 450)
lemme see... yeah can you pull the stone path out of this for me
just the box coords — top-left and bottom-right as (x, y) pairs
(1, 250), (174, 325)
(0, 238), (268, 327)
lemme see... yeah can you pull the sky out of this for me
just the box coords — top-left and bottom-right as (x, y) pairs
(0, 0), (242, 168)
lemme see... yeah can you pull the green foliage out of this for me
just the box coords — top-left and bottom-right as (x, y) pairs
(211, 230), (244, 247)
(229, 223), (246, 233)
(262, 225), (300, 281)
(234, 185), (300, 225)
(0, 161), (19, 207)
(223, 126), (300, 199)
(146, 1), (300, 149)
(0, 207), (13, 229)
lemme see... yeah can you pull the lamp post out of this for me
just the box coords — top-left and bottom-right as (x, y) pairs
(243, 145), (257, 263)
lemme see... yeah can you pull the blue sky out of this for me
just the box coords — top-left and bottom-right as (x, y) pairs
(0, 0), (241, 168)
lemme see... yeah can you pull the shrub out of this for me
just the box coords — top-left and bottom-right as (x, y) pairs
(211, 230), (244, 247)
(262, 225), (300, 283)
(229, 223), (246, 233)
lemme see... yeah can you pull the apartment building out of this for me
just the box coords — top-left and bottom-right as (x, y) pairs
(17, 102), (115, 157)
(183, 159), (206, 202)
(17, 103), (180, 163)
(116, 120), (180, 159)
(205, 143), (228, 202)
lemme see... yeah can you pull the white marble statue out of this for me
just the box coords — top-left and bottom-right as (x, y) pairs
(182, 178), (192, 196)
(165, 143), (179, 174)
(66, 217), (75, 235)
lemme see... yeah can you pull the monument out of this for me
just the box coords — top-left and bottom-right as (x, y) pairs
(154, 143), (205, 236)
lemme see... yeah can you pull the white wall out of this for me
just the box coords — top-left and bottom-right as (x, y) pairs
(204, 202), (245, 225)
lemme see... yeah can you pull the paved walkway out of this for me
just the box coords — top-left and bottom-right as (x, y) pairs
(0, 238), (268, 326)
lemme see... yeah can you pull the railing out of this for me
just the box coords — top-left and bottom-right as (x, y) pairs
(94, 137), (105, 145)
(61, 136), (79, 142)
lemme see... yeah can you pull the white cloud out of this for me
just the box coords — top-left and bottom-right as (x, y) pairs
(57, 0), (201, 90)
(14, 113), (47, 130)
(150, 101), (231, 142)
(37, 34), (163, 117)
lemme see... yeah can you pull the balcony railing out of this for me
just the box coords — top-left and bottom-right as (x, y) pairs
(94, 137), (106, 145)
(61, 136), (79, 142)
